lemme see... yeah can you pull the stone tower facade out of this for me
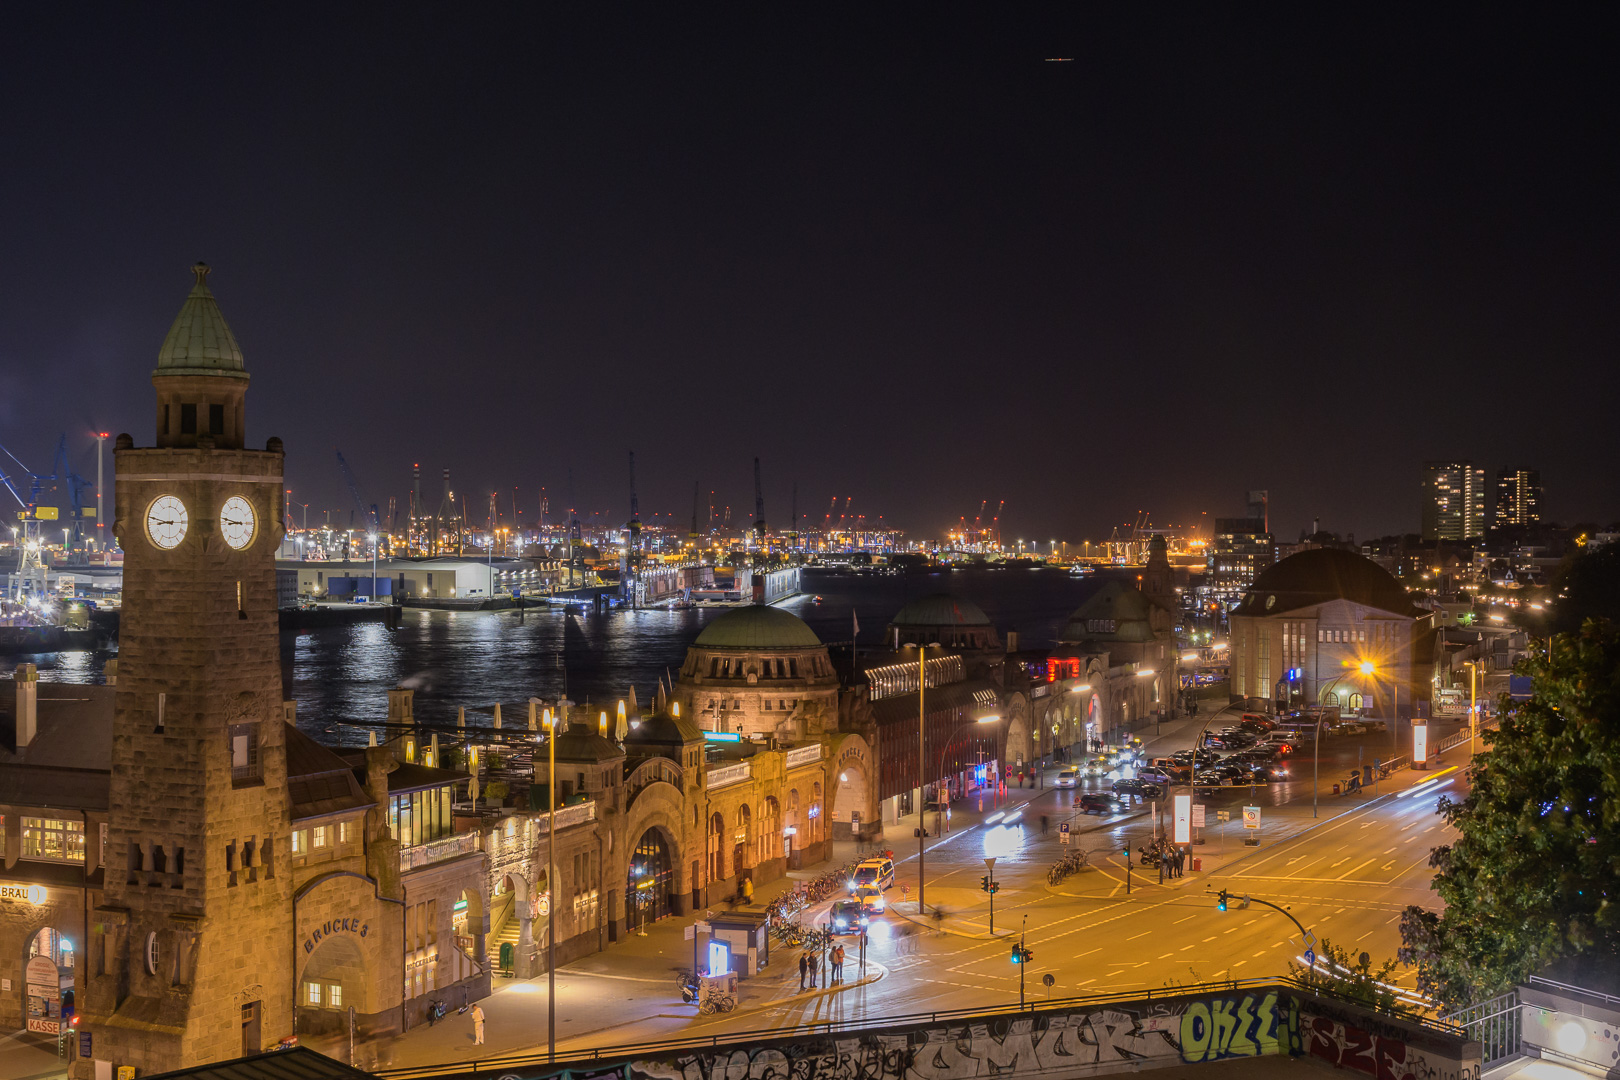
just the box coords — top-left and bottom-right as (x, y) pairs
(80, 265), (292, 1073)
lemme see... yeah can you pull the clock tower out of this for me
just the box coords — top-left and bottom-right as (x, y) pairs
(81, 264), (293, 1072)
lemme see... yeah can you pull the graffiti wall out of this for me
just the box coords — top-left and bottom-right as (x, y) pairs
(440, 984), (1476, 1080)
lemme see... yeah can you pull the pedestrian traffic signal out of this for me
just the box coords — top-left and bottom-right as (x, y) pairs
(1217, 889), (1229, 911)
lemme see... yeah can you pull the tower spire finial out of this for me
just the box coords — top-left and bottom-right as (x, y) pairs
(192, 262), (211, 288)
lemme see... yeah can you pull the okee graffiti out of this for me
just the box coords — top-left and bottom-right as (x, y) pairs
(1179, 991), (1300, 1063)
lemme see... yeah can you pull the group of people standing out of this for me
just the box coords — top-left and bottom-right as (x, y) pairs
(1160, 847), (1188, 879)
(796, 943), (850, 989)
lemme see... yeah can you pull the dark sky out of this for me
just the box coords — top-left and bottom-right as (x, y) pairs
(3, 8), (1616, 543)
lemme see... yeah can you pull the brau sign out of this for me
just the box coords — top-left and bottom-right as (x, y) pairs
(0, 884), (47, 904)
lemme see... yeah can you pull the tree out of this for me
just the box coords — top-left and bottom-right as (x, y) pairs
(1546, 543), (1620, 635)
(1399, 618), (1620, 1006)
(1289, 939), (1413, 1017)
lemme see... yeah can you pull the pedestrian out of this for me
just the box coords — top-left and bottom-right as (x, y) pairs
(807, 950), (819, 987)
(1174, 849), (1184, 877)
(470, 1002), (486, 1046)
(1041, 814), (1049, 835)
(831, 944), (845, 983)
(742, 876), (754, 905)
(798, 951), (809, 990)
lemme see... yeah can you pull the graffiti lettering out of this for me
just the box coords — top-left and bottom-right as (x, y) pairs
(1180, 992), (1293, 1064)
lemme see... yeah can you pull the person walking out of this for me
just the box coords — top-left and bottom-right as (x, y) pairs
(741, 876), (754, 905)
(470, 1002), (486, 1046)
(798, 951), (809, 989)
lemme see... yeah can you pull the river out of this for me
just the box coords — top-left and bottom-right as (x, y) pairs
(29, 566), (1111, 744)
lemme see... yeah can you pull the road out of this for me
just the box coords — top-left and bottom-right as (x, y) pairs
(364, 709), (1471, 1071)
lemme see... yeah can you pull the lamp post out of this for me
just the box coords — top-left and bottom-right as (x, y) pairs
(368, 532), (378, 602)
(1358, 661), (1397, 759)
(932, 712), (1002, 837)
(530, 697), (557, 1062)
(914, 643), (934, 915)
(1461, 660), (1480, 748)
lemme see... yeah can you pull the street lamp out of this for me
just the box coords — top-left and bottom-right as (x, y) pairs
(1358, 660), (1397, 759)
(367, 532), (378, 602)
(912, 642), (937, 915)
(529, 697), (558, 1063)
(1461, 660), (1481, 747)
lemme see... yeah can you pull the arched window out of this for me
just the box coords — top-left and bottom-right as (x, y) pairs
(707, 812), (724, 882)
(1323, 691), (1340, 706)
(1349, 693), (1364, 711)
(764, 796), (781, 861)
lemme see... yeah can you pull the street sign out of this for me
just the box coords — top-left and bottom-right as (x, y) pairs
(1242, 806), (1261, 830)
(1059, 823), (1070, 845)
(1216, 810), (1230, 823)
(1303, 930), (1316, 948)
(1192, 804), (1206, 828)
(1304, 948), (1316, 969)
(985, 856), (997, 870)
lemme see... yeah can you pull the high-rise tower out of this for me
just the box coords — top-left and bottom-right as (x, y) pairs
(82, 264), (291, 1071)
(1422, 461), (1486, 541)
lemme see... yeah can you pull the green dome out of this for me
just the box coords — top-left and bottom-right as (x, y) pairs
(694, 605), (822, 649)
(890, 593), (991, 627)
(154, 263), (247, 379)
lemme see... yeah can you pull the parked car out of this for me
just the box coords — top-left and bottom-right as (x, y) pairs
(1328, 722), (1367, 736)
(1055, 769), (1080, 788)
(1172, 748), (1220, 766)
(1079, 792), (1121, 814)
(1137, 767), (1176, 785)
(1112, 778), (1165, 800)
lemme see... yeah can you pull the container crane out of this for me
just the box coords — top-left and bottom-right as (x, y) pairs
(335, 449), (380, 544)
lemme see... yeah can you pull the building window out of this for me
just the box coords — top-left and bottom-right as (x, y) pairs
(209, 403), (224, 435)
(230, 722), (261, 785)
(328, 983), (343, 1008)
(306, 982), (322, 1006)
(312, 826), (328, 850)
(180, 403), (197, 435)
(339, 820), (354, 846)
(21, 818), (85, 862)
(292, 830), (307, 856)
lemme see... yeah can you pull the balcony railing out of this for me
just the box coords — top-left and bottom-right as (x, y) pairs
(536, 801), (596, 834)
(400, 831), (478, 872)
(706, 762), (751, 789)
(783, 743), (822, 769)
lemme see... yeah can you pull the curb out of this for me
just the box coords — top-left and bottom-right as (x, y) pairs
(659, 961), (888, 1020)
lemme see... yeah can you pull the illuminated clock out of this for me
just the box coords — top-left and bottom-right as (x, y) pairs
(145, 495), (189, 550)
(219, 495), (257, 550)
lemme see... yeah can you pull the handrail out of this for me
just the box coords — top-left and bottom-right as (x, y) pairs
(372, 975), (1463, 1078)
(1527, 975), (1620, 1007)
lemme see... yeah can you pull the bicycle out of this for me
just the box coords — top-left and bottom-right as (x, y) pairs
(699, 989), (736, 1014)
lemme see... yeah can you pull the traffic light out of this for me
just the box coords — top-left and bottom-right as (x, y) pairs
(981, 875), (991, 892)
(1010, 943), (1033, 964)
(989, 881), (999, 894)
(1217, 889), (1229, 912)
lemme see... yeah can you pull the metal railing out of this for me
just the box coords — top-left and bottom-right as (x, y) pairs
(1439, 989), (1519, 1066)
(399, 831), (478, 872)
(372, 974), (1463, 1079)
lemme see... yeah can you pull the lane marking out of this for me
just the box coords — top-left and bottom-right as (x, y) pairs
(1336, 858), (1377, 880)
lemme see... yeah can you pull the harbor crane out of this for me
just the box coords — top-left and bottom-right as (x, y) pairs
(752, 457), (766, 545)
(335, 449), (380, 542)
(690, 481), (700, 543)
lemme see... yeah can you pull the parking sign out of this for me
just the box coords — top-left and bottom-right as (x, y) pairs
(1059, 822), (1070, 845)
(1242, 806), (1261, 830)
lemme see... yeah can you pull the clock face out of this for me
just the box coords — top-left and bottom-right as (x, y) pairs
(145, 495), (189, 549)
(219, 495), (257, 550)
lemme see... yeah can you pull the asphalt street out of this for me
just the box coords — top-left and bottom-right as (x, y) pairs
(361, 707), (1476, 1071)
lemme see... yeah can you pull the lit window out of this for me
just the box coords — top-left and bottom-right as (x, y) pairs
(339, 820), (353, 845)
(21, 818), (85, 862)
(328, 983), (343, 1007)
(292, 830), (307, 855)
(312, 826), (328, 849)
(306, 982), (322, 1006)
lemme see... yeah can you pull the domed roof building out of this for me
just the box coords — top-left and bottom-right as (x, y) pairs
(1228, 549), (1432, 721)
(675, 605), (841, 741)
(886, 593), (1000, 650)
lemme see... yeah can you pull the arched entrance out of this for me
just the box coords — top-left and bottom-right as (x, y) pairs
(627, 828), (674, 932)
(300, 932), (366, 1016)
(733, 805), (751, 882)
(1086, 693), (1102, 751)
(832, 751), (873, 840)
(24, 927), (72, 1036)
(1003, 697), (1031, 775)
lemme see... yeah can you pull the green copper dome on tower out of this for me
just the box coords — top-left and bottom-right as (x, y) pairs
(154, 262), (247, 379)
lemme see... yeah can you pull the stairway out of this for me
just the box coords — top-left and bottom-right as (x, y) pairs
(488, 918), (522, 972)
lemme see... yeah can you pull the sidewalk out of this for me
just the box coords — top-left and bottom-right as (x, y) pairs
(332, 872), (887, 1071)
(0, 1030), (68, 1080)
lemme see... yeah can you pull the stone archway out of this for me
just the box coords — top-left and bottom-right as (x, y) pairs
(830, 735), (878, 841)
(300, 932), (367, 1019)
(1003, 696), (1031, 775)
(626, 826), (676, 932)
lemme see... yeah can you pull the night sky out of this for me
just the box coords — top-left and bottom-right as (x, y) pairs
(3, 8), (1616, 543)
